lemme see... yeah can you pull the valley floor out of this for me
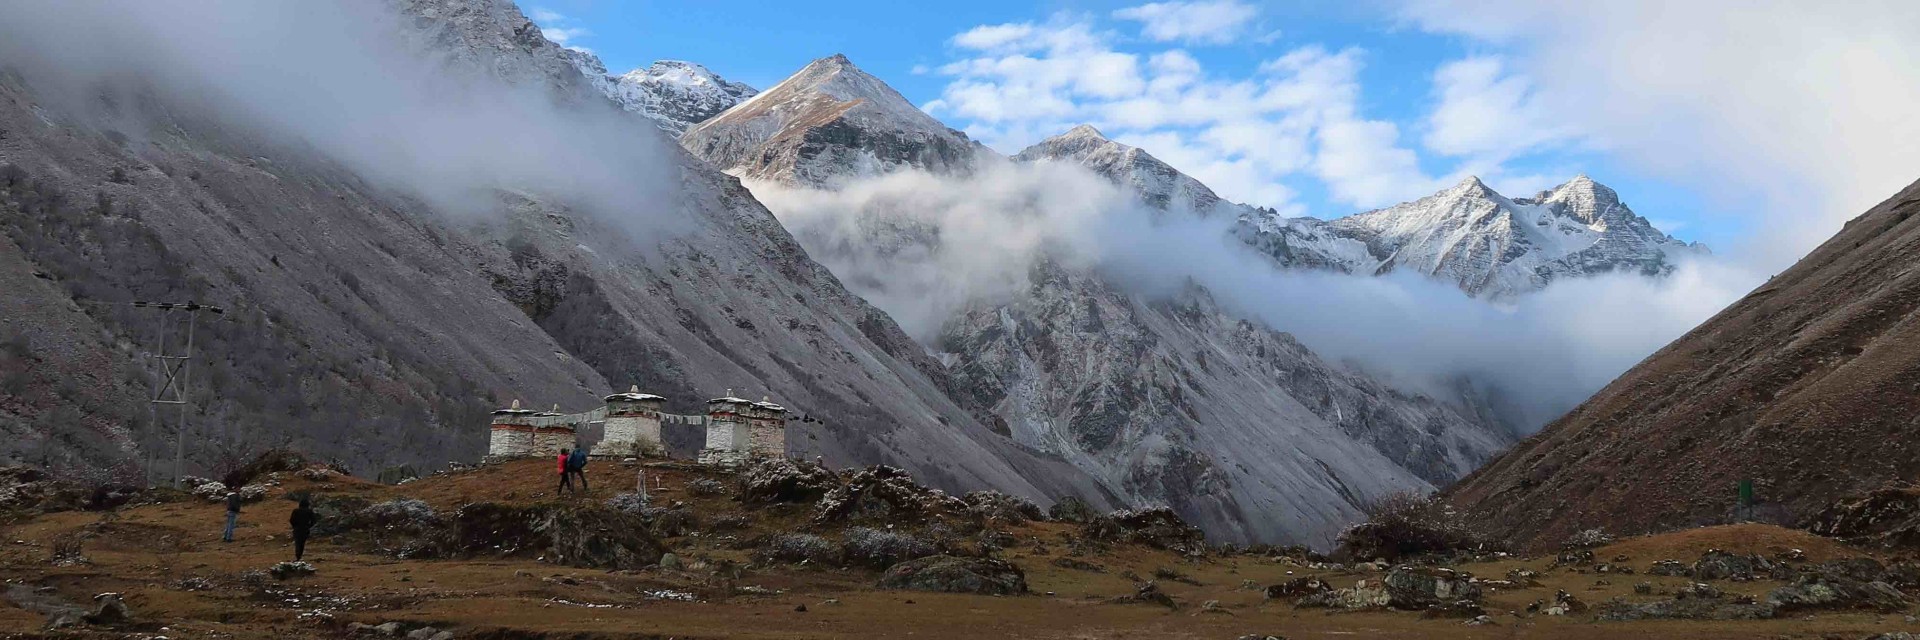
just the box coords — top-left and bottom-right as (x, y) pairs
(1, 460), (1913, 639)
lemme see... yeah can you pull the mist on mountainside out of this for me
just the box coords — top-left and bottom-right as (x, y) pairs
(0, 0), (678, 237)
(751, 161), (1759, 432)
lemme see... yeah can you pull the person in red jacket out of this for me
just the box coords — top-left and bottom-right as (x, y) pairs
(557, 448), (574, 495)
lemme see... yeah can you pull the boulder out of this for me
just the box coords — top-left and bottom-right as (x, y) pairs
(1265, 576), (1332, 600)
(1048, 496), (1098, 523)
(1693, 549), (1770, 581)
(1647, 559), (1691, 576)
(962, 490), (1043, 525)
(1766, 572), (1908, 613)
(1295, 579), (1392, 610)
(876, 555), (1027, 595)
(1382, 566), (1481, 610)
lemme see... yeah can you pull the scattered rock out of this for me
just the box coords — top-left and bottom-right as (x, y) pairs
(1563, 528), (1616, 549)
(1647, 559), (1691, 576)
(1540, 590), (1587, 616)
(1633, 582), (1652, 595)
(793, 603), (807, 612)
(876, 555), (1027, 596)
(1692, 549), (1771, 581)
(269, 561), (317, 580)
(1766, 571), (1908, 613)
(1382, 566), (1481, 610)
(658, 553), (681, 570)
(1265, 576), (1333, 600)
(1199, 599), (1233, 615)
(1297, 579), (1392, 611)
(1109, 581), (1178, 609)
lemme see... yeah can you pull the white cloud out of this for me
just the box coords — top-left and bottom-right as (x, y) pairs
(930, 20), (1446, 213)
(526, 6), (590, 48)
(540, 26), (589, 46)
(1397, 0), (1920, 268)
(952, 23), (1038, 52)
(1423, 56), (1575, 159)
(1114, 0), (1259, 45)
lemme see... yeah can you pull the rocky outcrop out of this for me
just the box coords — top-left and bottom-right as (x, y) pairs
(876, 555), (1028, 595)
(1443, 176), (1920, 550)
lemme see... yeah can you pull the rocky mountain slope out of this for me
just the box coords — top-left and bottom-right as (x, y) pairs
(1443, 176), (1920, 550)
(562, 52), (758, 135)
(690, 56), (1512, 546)
(681, 54), (981, 187)
(0, 0), (1114, 509)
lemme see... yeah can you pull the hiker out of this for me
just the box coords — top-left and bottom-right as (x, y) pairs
(289, 496), (317, 561)
(222, 491), (242, 542)
(558, 448), (574, 495)
(568, 446), (590, 493)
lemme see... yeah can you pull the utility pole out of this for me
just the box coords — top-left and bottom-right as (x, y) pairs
(133, 301), (223, 488)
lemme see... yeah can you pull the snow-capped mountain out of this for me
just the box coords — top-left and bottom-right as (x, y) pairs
(691, 56), (1512, 545)
(681, 54), (981, 186)
(1011, 125), (1229, 214)
(561, 51), (758, 135)
(1020, 124), (1706, 298)
(1243, 175), (1709, 297)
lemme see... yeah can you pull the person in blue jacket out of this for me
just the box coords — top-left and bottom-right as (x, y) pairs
(567, 446), (590, 494)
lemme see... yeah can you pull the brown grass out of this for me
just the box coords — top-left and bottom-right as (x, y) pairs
(0, 459), (1909, 639)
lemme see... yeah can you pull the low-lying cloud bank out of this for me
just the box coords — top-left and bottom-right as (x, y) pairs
(753, 160), (1759, 432)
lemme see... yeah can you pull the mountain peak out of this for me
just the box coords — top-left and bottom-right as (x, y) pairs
(1062, 124), (1109, 141)
(1543, 173), (1621, 209)
(1445, 175), (1498, 199)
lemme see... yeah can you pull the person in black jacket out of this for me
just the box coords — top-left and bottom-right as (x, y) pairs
(289, 496), (318, 561)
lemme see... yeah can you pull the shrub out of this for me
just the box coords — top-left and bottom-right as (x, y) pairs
(1334, 492), (1495, 562)
(605, 492), (648, 514)
(758, 533), (841, 566)
(686, 478), (728, 497)
(843, 527), (937, 570)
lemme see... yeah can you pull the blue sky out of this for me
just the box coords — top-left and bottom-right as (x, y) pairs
(523, 1), (1920, 261)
